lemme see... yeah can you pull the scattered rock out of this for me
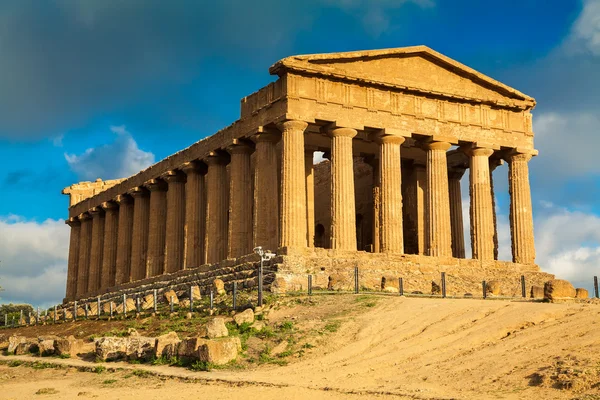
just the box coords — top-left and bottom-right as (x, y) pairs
(95, 337), (128, 361)
(55, 336), (84, 356)
(251, 321), (266, 331)
(486, 280), (501, 296)
(163, 290), (179, 305)
(7, 336), (27, 354)
(180, 299), (191, 309)
(544, 280), (576, 300)
(233, 309), (254, 326)
(38, 336), (59, 356)
(15, 341), (37, 355)
(142, 294), (155, 310)
(127, 328), (140, 337)
(575, 288), (589, 299)
(177, 337), (208, 360)
(155, 332), (180, 359)
(199, 317), (228, 339)
(125, 336), (155, 361)
(213, 279), (226, 295)
(530, 285), (544, 299)
(191, 285), (202, 301)
(197, 337), (240, 365)
(102, 302), (116, 314)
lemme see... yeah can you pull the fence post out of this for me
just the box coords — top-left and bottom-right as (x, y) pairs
(258, 262), (264, 308)
(73, 301), (77, 321)
(54, 305), (57, 323)
(354, 267), (359, 294)
(36, 307), (40, 325)
(482, 280), (487, 299)
(210, 290), (214, 310)
(84, 303), (88, 319)
(521, 275), (526, 298)
(97, 296), (101, 318)
(123, 294), (127, 316)
(441, 272), (447, 298)
(170, 296), (174, 313)
(189, 286), (194, 313)
(20, 310), (23, 326)
(399, 277), (404, 296)
(12, 316), (15, 328)
(153, 289), (158, 314)
(595, 276), (599, 299)
(62, 307), (66, 322)
(28, 311), (32, 325)
(232, 282), (237, 310)
(136, 296), (141, 314)
(109, 301), (113, 318)
(4, 314), (7, 327)
(308, 275), (312, 296)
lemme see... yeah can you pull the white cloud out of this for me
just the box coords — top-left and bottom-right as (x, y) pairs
(569, 0), (600, 55)
(0, 215), (69, 308)
(65, 125), (155, 181)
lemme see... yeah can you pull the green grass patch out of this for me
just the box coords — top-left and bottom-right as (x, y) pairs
(102, 379), (117, 385)
(323, 320), (341, 333)
(8, 360), (23, 367)
(131, 369), (153, 378)
(35, 388), (58, 395)
(93, 365), (106, 374)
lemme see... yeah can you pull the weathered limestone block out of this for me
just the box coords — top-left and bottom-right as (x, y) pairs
(576, 288), (589, 299)
(197, 337), (241, 365)
(251, 321), (266, 331)
(38, 336), (59, 356)
(142, 293), (155, 310)
(102, 302), (116, 314)
(530, 285), (544, 299)
(95, 337), (128, 361)
(544, 280), (576, 300)
(54, 335), (85, 356)
(198, 317), (228, 339)
(155, 331), (180, 359)
(8, 336), (27, 354)
(233, 309), (254, 326)
(177, 337), (208, 360)
(271, 277), (287, 294)
(163, 289), (179, 304)
(15, 341), (38, 355)
(180, 299), (191, 309)
(126, 336), (156, 361)
(191, 285), (201, 300)
(486, 280), (502, 296)
(213, 279), (226, 295)
(88, 303), (98, 316)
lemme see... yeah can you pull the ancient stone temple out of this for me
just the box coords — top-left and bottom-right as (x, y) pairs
(63, 46), (553, 302)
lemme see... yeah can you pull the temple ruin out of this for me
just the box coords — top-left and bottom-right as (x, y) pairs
(62, 46), (553, 302)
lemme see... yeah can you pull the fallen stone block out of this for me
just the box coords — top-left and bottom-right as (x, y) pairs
(191, 285), (201, 301)
(164, 290), (179, 305)
(198, 317), (228, 339)
(197, 337), (241, 365)
(125, 336), (155, 361)
(95, 337), (128, 361)
(530, 285), (544, 299)
(213, 279), (226, 295)
(177, 337), (208, 361)
(142, 294), (155, 310)
(54, 335), (85, 356)
(486, 280), (501, 296)
(38, 336), (59, 356)
(7, 336), (27, 354)
(576, 288), (589, 299)
(544, 279), (576, 300)
(233, 309), (254, 326)
(155, 331), (180, 359)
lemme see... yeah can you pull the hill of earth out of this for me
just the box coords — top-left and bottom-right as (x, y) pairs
(1, 294), (600, 399)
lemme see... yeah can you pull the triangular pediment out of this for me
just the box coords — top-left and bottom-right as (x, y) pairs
(270, 46), (534, 108)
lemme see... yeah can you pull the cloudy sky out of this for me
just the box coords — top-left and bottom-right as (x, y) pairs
(0, 0), (599, 307)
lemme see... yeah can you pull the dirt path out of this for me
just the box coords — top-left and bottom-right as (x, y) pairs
(2, 296), (600, 399)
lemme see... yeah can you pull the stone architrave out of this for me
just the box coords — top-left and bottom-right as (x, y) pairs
(448, 168), (466, 258)
(114, 194), (134, 284)
(467, 147), (495, 261)
(305, 149), (316, 248)
(329, 127), (357, 250)
(164, 171), (186, 273)
(146, 179), (168, 277)
(423, 141), (452, 257)
(181, 161), (206, 268)
(204, 153), (229, 264)
(227, 143), (254, 258)
(507, 151), (536, 264)
(377, 134), (405, 253)
(87, 207), (105, 294)
(65, 218), (80, 300)
(129, 187), (150, 282)
(76, 213), (92, 297)
(100, 201), (119, 290)
(279, 120), (309, 249)
(252, 132), (280, 252)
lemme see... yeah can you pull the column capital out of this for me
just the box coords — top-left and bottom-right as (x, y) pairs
(504, 150), (533, 163)
(144, 178), (168, 192)
(227, 142), (254, 155)
(128, 186), (149, 198)
(65, 217), (80, 227)
(448, 167), (467, 180)
(180, 160), (207, 175)
(162, 170), (187, 183)
(464, 147), (494, 158)
(376, 134), (405, 145)
(115, 194), (133, 205)
(327, 127), (357, 139)
(203, 152), (229, 166)
(100, 201), (118, 211)
(89, 207), (104, 217)
(78, 212), (91, 221)
(277, 120), (308, 132)
(422, 141), (452, 152)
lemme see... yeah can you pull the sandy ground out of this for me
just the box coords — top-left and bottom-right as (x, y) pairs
(2, 295), (600, 399)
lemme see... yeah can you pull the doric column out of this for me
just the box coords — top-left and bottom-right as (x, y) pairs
(423, 141), (452, 257)
(182, 161), (206, 268)
(415, 165), (427, 255)
(329, 127), (357, 250)
(378, 134), (405, 253)
(252, 132), (280, 251)
(205, 153), (229, 263)
(114, 194), (134, 284)
(507, 151), (536, 264)
(489, 158), (502, 260)
(305, 149), (315, 248)
(65, 218), (80, 301)
(129, 187), (150, 281)
(87, 207), (105, 294)
(279, 120), (309, 248)
(75, 213), (92, 297)
(164, 171), (186, 273)
(146, 179), (168, 277)
(448, 168), (466, 258)
(467, 147), (495, 261)
(227, 143), (254, 258)
(100, 201), (119, 290)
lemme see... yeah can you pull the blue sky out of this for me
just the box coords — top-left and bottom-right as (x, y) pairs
(0, 0), (599, 307)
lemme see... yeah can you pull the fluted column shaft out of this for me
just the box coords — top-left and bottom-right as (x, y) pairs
(424, 141), (452, 257)
(146, 180), (167, 277)
(448, 168), (466, 258)
(371, 159), (381, 253)
(130, 188), (150, 281)
(378, 135), (405, 253)
(100, 202), (119, 290)
(305, 150), (315, 248)
(87, 208), (105, 294)
(330, 127), (357, 250)
(65, 218), (80, 300)
(252, 133), (279, 251)
(227, 144), (253, 258)
(205, 155), (229, 263)
(489, 159), (502, 260)
(164, 172), (186, 273)
(508, 152), (536, 264)
(279, 120), (309, 248)
(115, 195), (134, 284)
(76, 214), (92, 297)
(182, 162), (206, 268)
(468, 148), (495, 260)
